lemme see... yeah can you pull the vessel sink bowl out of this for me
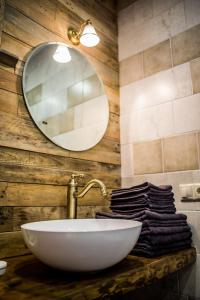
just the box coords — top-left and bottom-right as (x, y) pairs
(21, 219), (142, 272)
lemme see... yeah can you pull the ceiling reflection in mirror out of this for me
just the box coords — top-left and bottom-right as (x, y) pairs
(22, 42), (109, 151)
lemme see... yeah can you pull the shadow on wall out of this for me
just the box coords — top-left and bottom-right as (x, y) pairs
(179, 257), (200, 299)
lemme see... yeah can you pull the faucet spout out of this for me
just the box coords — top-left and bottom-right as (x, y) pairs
(66, 174), (107, 219)
(77, 179), (107, 198)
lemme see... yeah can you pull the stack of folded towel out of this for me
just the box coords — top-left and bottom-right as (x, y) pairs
(96, 182), (192, 257)
(110, 182), (176, 214)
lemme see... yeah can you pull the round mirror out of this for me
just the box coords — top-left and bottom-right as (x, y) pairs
(22, 42), (109, 151)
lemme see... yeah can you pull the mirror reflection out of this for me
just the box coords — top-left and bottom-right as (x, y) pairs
(22, 42), (109, 151)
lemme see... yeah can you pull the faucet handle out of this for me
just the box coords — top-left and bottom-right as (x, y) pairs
(71, 173), (84, 180)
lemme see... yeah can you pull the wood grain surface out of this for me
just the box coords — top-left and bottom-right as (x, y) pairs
(0, 0), (119, 258)
(0, 248), (196, 300)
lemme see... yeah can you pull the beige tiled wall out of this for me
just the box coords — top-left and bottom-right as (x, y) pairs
(119, 0), (200, 299)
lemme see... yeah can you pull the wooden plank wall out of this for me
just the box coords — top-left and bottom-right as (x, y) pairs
(0, 0), (119, 259)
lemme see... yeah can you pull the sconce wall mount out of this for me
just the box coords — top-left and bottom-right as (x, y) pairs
(68, 19), (100, 48)
(68, 27), (81, 46)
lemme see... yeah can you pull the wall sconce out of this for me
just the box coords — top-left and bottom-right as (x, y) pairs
(68, 19), (100, 48)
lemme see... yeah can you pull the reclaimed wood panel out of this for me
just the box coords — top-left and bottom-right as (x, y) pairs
(0, 0), (119, 259)
(0, 66), (21, 93)
(99, 0), (116, 14)
(0, 146), (120, 188)
(69, 138), (120, 164)
(77, 205), (109, 219)
(105, 85), (120, 115)
(13, 205), (107, 231)
(105, 113), (120, 141)
(13, 206), (66, 230)
(28, 151), (120, 175)
(0, 111), (120, 164)
(0, 206), (13, 232)
(0, 231), (29, 259)
(0, 163), (120, 188)
(4, 3), (118, 72)
(54, 1), (118, 71)
(57, 0), (117, 40)
(0, 88), (20, 114)
(0, 32), (31, 62)
(0, 182), (111, 206)
(0, 146), (29, 164)
(0, 182), (67, 206)
(0, 0), (5, 44)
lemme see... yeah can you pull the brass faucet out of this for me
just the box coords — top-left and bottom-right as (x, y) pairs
(66, 173), (107, 219)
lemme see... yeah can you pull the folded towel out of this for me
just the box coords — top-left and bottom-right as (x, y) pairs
(148, 191), (174, 198)
(110, 203), (147, 210)
(111, 190), (174, 200)
(134, 238), (192, 250)
(140, 225), (190, 236)
(111, 195), (148, 202)
(142, 219), (188, 227)
(112, 182), (172, 194)
(132, 244), (191, 257)
(95, 210), (145, 220)
(140, 210), (187, 221)
(111, 196), (174, 204)
(138, 230), (192, 246)
(147, 198), (175, 204)
(110, 203), (175, 211)
(112, 208), (146, 214)
(96, 210), (187, 222)
(112, 182), (149, 194)
(98, 182), (192, 258)
(112, 208), (176, 215)
(148, 203), (175, 209)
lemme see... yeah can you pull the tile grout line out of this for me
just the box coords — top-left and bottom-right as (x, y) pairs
(161, 138), (165, 173)
(169, 37), (174, 69)
(196, 132), (200, 169)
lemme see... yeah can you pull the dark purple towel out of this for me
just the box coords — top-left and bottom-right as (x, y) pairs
(112, 183), (173, 201)
(110, 203), (175, 210)
(138, 230), (192, 246)
(148, 203), (175, 209)
(112, 208), (146, 214)
(135, 238), (192, 251)
(148, 198), (175, 204)
(111, 190), (174, 200)
(111, 194), (148, 202)
(111, 193), (174, 204)
(95, 210), (145, 220)
(142, 219), (188, 227)
(112, 182), (172, 194)
(111, 195), (174, 203)
(112, 182), (149, 193)
(132, 244), (191, 257)
(96, 210), (187, 222)
(111, 191), (148, 199)
(140, 225), (190, 236)
(110, 203), (147, 210)
(139, 210), (187, 221)
(112, 208), (176, 215)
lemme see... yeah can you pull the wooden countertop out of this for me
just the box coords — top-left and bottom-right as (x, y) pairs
(0, 248), (196, 300)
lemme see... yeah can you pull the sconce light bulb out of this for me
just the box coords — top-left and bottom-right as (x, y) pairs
(80, 23), (100, 47)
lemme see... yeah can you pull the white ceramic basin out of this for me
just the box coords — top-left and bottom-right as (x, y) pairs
(21, 219), (142, 272)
